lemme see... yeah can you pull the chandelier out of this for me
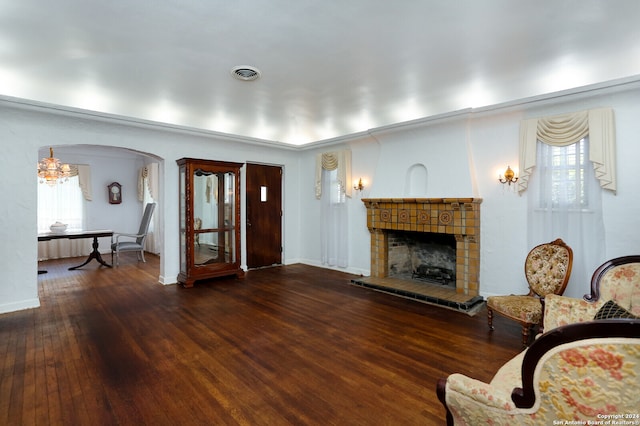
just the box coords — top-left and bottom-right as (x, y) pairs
(37, 147), (71, 185)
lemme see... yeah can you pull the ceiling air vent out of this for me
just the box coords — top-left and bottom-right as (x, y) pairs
(231, 65), (261, 81)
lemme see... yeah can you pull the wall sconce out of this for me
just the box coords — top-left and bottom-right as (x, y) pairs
(498, 166), (518, 186)
(354, 178), (365, 192)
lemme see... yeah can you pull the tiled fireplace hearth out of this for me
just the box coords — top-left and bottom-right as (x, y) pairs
(361, 198), (482, 297)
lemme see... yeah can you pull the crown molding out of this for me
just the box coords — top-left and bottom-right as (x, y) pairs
(3, 74), (640, 152)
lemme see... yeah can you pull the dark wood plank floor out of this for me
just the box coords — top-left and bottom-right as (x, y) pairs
(1, 255), (522, 425)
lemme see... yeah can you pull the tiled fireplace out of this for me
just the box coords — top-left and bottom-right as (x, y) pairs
(362, 198), (481, 296)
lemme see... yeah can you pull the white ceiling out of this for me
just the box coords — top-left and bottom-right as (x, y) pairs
(2, 1), (640, 146)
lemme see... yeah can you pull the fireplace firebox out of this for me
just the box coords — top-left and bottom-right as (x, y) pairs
(387, 231), (457, 287)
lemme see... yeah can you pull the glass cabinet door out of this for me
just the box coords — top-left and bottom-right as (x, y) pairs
(192, 169), (237, 266)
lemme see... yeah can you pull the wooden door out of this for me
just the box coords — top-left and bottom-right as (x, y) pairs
(246, 163), (283, 268)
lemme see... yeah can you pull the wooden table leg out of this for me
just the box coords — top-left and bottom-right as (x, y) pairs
(68, 236), (112, 270)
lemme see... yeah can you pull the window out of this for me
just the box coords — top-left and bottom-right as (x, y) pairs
(141, 164), (160, 254)
(142, 174), (155, 234)
(327, 168), (346, 205)
(528, 135), (604, 299)
(537, 138), (589, 210)
(37, 176), (85, 232)
(320, 168), (348, 267)
(521, 109), (612, 300)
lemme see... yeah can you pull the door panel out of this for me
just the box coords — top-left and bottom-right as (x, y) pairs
(246, 164), (282, 268)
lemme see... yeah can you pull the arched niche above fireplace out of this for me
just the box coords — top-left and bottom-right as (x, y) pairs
(405, 163), (428, 196)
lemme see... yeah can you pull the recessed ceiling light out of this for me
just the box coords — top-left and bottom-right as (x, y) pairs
(231, 65), (261, 81)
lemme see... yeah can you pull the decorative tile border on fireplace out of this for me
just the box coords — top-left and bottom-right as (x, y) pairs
(362, 198), (481, 297)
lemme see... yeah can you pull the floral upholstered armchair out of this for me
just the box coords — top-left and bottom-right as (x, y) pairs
(437, 320), (640, 425)
(487, 238), (573, 347)
(437, 256), (640, 425)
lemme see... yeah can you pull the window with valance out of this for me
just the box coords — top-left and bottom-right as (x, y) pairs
(518, 107), (616, 194)
(521, 108), (613, 299)
(315, 150), (351, 268)
(138, 163), (160, 254)
(315, 150), (352, 199)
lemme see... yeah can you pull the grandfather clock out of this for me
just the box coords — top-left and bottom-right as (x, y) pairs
(176, 158), (244, 287)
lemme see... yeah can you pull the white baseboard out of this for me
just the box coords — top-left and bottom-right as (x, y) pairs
(158, 274), (178, 285)
(0, 298), (40, 314)
(296, 259), (370, 277)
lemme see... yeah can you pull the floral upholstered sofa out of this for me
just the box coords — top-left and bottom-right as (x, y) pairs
(437, 256), (640, 425)
(544, 255), (640, 329)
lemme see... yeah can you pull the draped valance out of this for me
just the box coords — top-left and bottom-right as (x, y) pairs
(67, 164), (92, 201)
(138, 163), (159, 201)
(315, 150), (352, 199)
(518, 107), (616, 194)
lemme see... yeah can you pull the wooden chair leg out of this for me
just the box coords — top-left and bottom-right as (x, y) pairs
(521, 325), (531, 347)
(487, 307), (494, 330)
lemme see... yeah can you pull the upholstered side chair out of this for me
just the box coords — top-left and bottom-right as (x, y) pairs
(111, 202), (156, 267)
(487, 238), (573, 346)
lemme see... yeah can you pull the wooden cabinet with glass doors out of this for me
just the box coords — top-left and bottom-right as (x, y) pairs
(177, 158), (244, 287)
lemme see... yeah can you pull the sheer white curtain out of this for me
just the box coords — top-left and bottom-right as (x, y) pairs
(37, 174), (90, 259)
(316, 150), (351, 268)
(527, 137), (605, 298)
(320, 168), (348, 267)
(139, 163), (160, 254)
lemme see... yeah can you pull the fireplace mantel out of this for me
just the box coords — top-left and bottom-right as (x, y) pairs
(362, 197), (481, 296)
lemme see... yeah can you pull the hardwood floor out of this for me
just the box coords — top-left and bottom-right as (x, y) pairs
(1, 255), (523, 425)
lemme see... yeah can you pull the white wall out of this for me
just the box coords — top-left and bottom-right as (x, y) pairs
(2, 79), (640, 314)
(0, 102), (301, 314)
(369, 119), (477, 198)
(299, 81), (640, 300)
(296, 136), (380, 276)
